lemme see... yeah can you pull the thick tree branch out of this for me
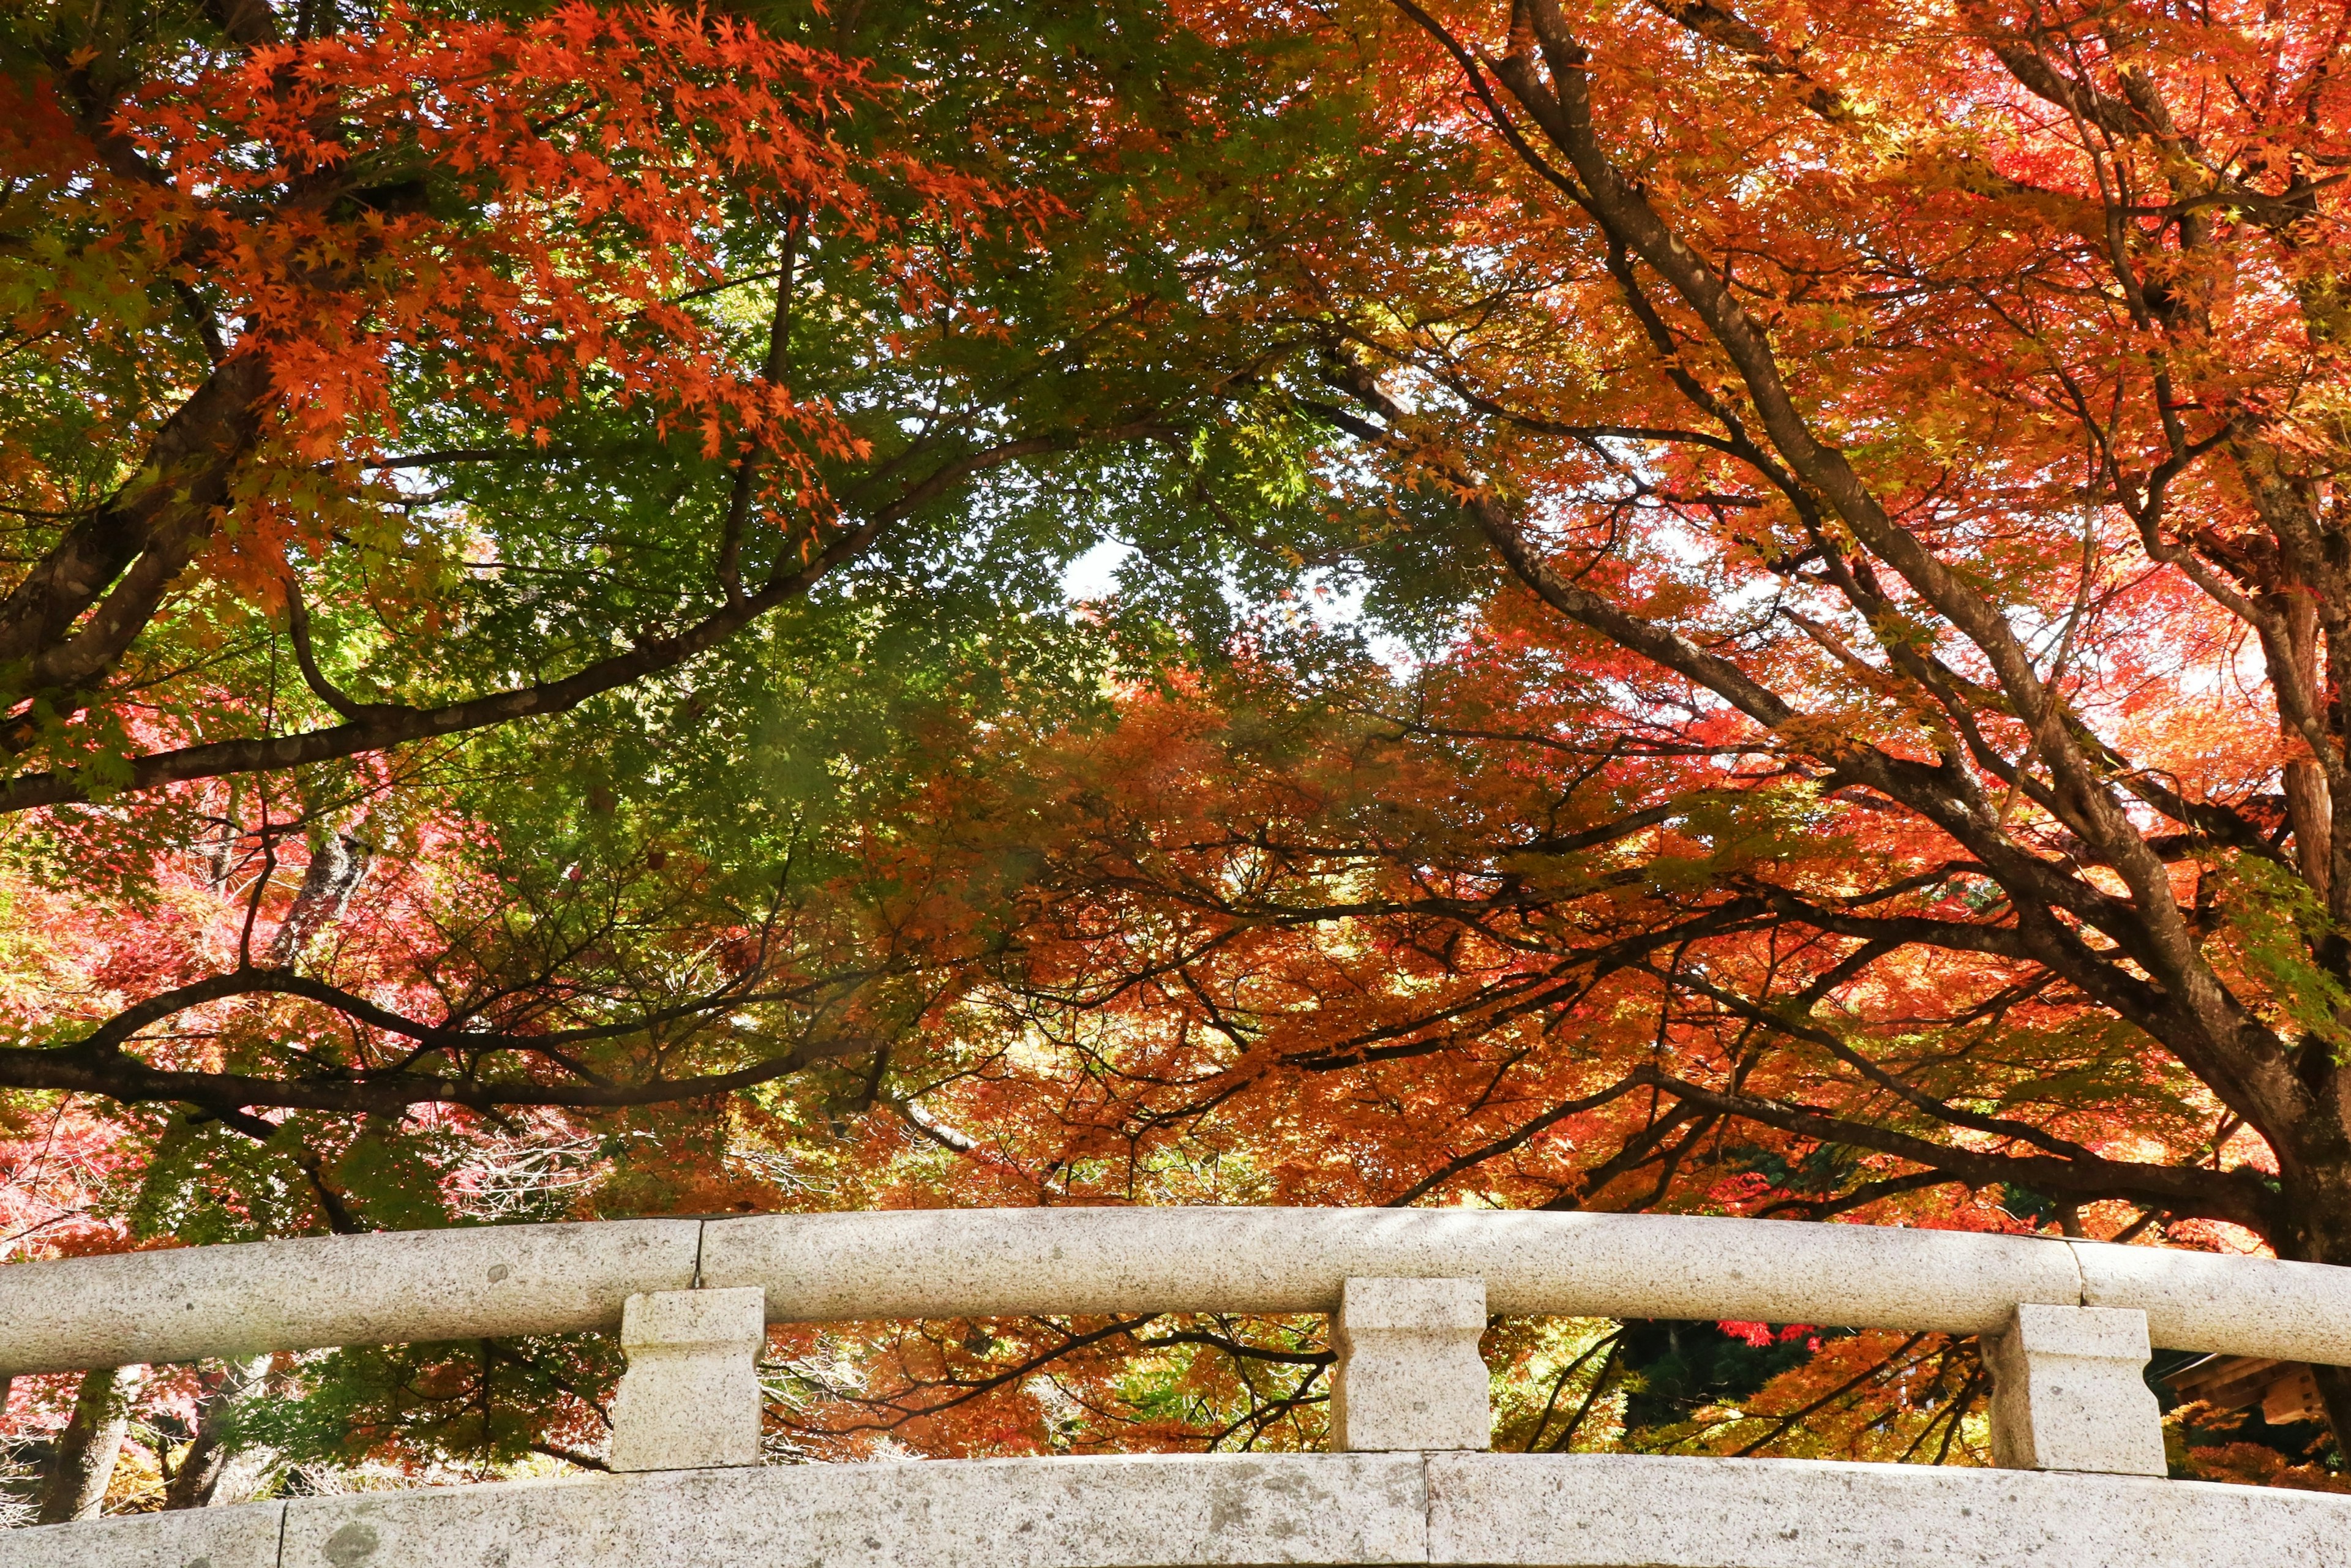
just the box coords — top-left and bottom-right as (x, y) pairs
(0, 424), (1164, 813)
(1631, 1063), (2278, 1232)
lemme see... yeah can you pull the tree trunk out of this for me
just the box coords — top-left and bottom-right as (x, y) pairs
(2287, 759), (2334, 902)
(2274, 1167), (2351, 1461)
(2310, 1363), (2351, 1463)
(266, 827), (371, 967)
(35, 1365), (141, 1523)
(161, 1355), (274, 1510)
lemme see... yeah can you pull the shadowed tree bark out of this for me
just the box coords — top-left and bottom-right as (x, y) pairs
(36, 1365), (143, 1523)
(162, 1356), (277, 1512)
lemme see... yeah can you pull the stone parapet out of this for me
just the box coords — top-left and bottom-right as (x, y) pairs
(11, 1209), (2351, 1377)
(10, 1451), (2351, 1568)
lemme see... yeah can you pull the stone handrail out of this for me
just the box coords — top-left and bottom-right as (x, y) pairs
(2, 1206), (2345, 1375)
(12, 1207), (2351, 1565)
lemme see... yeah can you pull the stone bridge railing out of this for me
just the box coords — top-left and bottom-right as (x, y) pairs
(4, 1207), (2351, 1567)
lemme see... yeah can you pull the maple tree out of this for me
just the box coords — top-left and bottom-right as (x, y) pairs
(0, 0), (1399, 1125)
(0, 0), (1447, 1515)
(13, 0), (2351, 1517)
(5, 0), (948, 803)
(827, 0), (2351, 1478)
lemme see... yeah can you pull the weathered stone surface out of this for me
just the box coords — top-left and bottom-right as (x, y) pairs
(1425, 1452), (2351, 1567)
(277, 1452), (1430, 1568)
(24, 1449), (2351, 1568)
(0, 1499), (282, 1568)
(607, 1286), (765, 1472)
(1983, 1303), (2167, 1476)
(0, 1220), (698, 1376)
(16, 1208), (2351, 1391)
(699, 1207), (2087, 1338)
(2072, 1237), (2351, 1366)
(1331, 1277), (1490, 1453)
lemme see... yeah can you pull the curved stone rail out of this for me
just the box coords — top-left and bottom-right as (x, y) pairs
(5, 1451), (2351, 1568)
(9, 1210), (2351, 1563)
(0, 1217), (703, 1375)
(5, 1207), (2350, 1375)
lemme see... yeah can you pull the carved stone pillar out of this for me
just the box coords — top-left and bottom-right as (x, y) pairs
(1330, 1277), (1490, 1452)
(607, 1286), (765, 1472)
(1984, 1302), (2166, 1476)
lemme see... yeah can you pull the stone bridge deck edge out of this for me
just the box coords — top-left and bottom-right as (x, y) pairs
(5, 1450), (2350, 1568)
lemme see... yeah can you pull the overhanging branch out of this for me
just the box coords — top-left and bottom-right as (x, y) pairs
(1630, 1062), (2278, 1233)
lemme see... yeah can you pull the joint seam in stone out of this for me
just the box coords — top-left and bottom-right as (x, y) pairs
(1419, 1451), (1435, 1565)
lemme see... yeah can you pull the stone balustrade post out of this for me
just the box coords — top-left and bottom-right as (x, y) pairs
(1984, 1302), (2166, 1476)
(1329, 1276), (1490, 1452)
(607, 1286), (766, 1472)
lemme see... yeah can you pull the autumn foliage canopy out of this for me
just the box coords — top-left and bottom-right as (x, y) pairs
(7, 0), (2351, 1517)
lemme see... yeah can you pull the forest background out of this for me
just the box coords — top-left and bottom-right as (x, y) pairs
(5, 0), (2351, 1522)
